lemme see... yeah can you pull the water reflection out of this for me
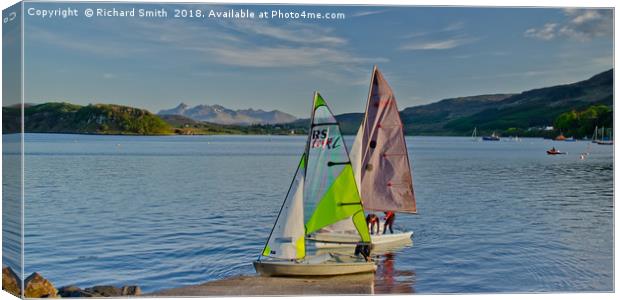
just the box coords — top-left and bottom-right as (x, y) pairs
(374, 243), (416, 294)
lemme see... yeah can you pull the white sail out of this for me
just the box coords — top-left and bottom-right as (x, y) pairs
(261, 155), (306, 260)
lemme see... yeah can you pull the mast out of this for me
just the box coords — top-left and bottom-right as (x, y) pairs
(303, 92), (319, 178)
(592, 126), (598, 141)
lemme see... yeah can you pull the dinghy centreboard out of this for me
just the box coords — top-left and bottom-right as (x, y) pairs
(254, 92), (376, 276)
(309, 66), (417, 248)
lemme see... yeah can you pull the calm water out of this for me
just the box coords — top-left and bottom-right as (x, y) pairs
(5, 134), (614, 293)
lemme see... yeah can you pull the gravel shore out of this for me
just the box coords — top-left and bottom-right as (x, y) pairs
(148, 273), (376, 296)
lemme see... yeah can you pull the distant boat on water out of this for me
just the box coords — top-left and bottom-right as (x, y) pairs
(591, 126), (599, 143)
(593, 126), (613, 145)
(482, 131), (500, 141)
(547, 147), (566, 155)
(472, 127), (480, 142)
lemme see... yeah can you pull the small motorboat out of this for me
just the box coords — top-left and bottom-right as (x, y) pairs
(482, 131), (500, 141)
(547, 148), (566, 155)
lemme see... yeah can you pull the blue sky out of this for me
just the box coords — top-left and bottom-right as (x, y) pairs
(20, 3), (613, 117)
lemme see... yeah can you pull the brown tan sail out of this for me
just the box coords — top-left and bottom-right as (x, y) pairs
(357, 66), (416, 213)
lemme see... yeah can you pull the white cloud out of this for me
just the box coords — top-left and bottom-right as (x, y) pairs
(400, 37), (477, 51)
(399, 21), (476, 51)
(403, 21), (465, 39)
(26, 12), (387, 85)
(351, 9), (388, 18)
(442, 21), (465, 32)
(524, 9), (612, 42)
(201, 45), (387, 68)
(524, 23), (557, 40)
(229, 21), (347, 46)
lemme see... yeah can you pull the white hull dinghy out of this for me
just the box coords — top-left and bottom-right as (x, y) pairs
(254, 93), (376, 277)
(316, 238), (413, 257)
(253, 254), (376, 276)
(312, 230), (413, 249)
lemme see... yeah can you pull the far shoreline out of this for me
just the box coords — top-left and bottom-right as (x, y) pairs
(1, 132), (558, 139)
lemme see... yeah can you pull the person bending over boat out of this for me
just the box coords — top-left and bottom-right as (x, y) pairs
(366, 213), (380, 234)
(383, 211), (395, 234)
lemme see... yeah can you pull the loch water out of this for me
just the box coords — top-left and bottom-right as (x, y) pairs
(2, 134), (613, 293)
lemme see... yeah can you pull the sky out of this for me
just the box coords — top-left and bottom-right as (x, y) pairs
(16, 2), (614, 117)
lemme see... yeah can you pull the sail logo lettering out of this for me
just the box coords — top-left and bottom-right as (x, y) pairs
(311, 129), (340, 149)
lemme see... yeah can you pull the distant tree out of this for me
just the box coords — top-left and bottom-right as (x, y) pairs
(554, 105), (612, 137)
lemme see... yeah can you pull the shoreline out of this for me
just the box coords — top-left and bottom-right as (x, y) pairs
(147, 273), (378, 296)
(1, 132), (564, 139)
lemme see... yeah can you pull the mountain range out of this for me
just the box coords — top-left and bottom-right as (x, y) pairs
(157, 103), (297, 125)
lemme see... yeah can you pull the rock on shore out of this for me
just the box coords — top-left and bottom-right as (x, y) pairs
(2, 266), (21, 297)
(24, 272), (58, 298)
(58, 285), (141, 297)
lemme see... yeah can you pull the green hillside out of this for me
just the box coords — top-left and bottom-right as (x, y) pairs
(444, 69), (613, 135)
(323, 69), (613, 136)
(3, 103), (174, 135)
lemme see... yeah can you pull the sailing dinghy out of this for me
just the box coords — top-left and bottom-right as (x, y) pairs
(309, 66), (416, 248)
(254, 92), (376, 276)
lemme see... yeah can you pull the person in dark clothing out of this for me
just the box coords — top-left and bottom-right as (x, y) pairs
(354, 244), (372, 262)
(383, 211), (395, 234)
(366, 213), (380, 235)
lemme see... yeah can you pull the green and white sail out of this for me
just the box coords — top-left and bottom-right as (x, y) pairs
(304, 93), (371, 243)
(260, 154), (306, 260)
(259, 92), (371, 262)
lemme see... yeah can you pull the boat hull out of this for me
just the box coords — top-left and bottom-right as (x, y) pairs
(310, 231), (413, 248)
(253, 260), (376, 276)
(547, 150), (566, 155)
